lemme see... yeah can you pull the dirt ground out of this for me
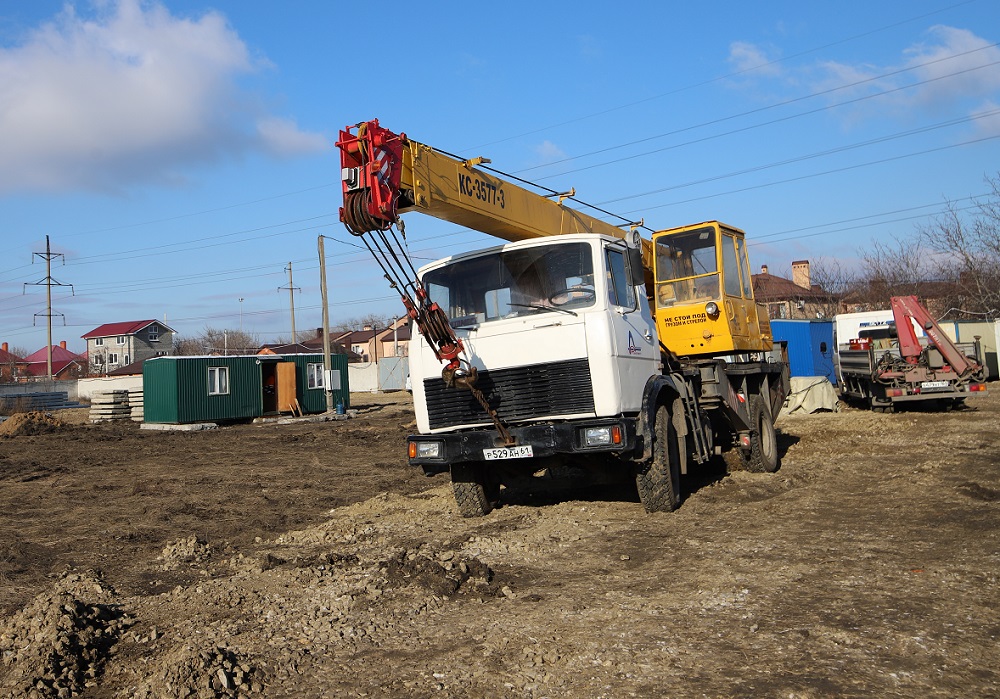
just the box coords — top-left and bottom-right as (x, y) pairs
(1, 388), (998, 698)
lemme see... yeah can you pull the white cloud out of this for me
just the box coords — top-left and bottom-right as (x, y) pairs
(901, 26), (1000, 111)
(0, 0), (328, 195)
(534, 140), (567, 164)
(727, 41), (784, 78)
(737, 25), (1000, 131)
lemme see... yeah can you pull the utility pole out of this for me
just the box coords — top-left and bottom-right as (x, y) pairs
(318, 236), (334, 412)
(239, 297), (244, 334)
(24, 236), (74, 380)
(278, 262), (300, 343)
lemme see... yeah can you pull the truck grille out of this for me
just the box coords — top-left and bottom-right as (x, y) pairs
(423, 358), (595, 430)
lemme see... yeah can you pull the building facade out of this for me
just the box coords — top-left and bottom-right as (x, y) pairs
(82, 320), (175, 374)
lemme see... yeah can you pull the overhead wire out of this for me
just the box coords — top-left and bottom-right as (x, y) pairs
(461, 0), (981, 152)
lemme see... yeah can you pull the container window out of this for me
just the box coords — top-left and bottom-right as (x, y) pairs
(307, 363), (325, 389)
(209, 366), (229, 395)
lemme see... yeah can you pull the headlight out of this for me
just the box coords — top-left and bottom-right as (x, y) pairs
(409, 441), (443, 459)
(584, 426), (612, 446)
(705, 301), (720, 318)
(582, 425), (622, 447)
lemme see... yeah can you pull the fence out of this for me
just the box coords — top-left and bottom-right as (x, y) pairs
(348, 357), (407, 393)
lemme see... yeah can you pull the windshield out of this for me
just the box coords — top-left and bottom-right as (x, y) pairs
(654, 226), (720, 306)
(422, 242), (596, 327)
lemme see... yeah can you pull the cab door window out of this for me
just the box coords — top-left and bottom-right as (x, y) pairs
(737, 236), (753, 298)
(722, 234), (743, 297)
(606, 247), (636, 308)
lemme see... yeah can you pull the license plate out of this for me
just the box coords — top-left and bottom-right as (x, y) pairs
(483, 445), (533, 460)
(922, 380), (949, 389)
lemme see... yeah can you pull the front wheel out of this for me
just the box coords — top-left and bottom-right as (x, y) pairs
(741, 394), (779, 473)
(450, 463), (500, 518)
(635, 405), (680, 512)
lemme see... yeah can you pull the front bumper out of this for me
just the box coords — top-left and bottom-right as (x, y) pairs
(408, 418), (640, 473)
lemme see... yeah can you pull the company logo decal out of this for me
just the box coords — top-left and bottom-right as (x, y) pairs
(627, 331), (642, 355)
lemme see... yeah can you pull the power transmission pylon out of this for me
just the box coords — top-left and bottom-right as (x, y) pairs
(24, 235), (74, 380)
(278, 262), (300, 343)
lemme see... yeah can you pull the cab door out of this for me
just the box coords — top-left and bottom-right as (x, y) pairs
(605, 243), (657, 408)
(721, 231), (757, 350)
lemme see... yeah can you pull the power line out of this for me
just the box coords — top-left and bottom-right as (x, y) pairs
(460, 0), (981, 152)
(602, 106), (1000, 206)
(535, 53), (1000, 183)
(615, 132), (1000, 218)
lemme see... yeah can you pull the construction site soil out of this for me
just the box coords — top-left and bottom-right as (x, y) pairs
(0, 389), (998, 698)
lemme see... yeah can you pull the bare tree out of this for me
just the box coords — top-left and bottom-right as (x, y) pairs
(807, 258), (861, 317)
(1, 345), (29, 383)
(854, 233), (933, 311)
(174, 327), (260, 356)
(172, 337), (205, 356)
(332, 313), (397, 332)
(915, 174), (1000, 318)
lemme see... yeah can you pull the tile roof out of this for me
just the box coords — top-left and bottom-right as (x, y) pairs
(752, 272), (829, 301)
(23, 346), (87, 376)
(0, 347), (26, 364)
(81, 320), (174, 339)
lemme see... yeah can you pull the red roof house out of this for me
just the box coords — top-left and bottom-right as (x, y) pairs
(23, 342), (87, 380)
(0, 342), (29, 382)
(82, 319), (175, 374)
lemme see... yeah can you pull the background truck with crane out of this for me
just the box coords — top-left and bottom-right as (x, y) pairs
(834, 296), (986, 411)
(336, 119), (789, 516)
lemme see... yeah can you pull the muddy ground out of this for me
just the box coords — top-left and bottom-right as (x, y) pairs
(0, 389), (998, 698)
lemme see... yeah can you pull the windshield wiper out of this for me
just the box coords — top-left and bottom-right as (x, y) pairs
(508, 303), (577, 317)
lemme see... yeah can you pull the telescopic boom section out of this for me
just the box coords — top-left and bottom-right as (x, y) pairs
(890, 295), (978, 376)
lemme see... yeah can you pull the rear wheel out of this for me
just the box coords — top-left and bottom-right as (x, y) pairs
(741, 394), (779, 473)
(635, 405), (680, 512)
(450, 463), (500, 518)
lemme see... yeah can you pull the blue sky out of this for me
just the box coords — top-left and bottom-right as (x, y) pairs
(1, 0), (998, 353)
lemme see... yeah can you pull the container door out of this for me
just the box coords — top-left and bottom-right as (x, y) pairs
(277, 362), (297, 412)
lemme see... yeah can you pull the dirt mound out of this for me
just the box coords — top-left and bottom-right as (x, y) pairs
(127, 644), (265, 698)
(0, 412), (63, 437)
(158, 535), (214, 570)
(0, 574), (128, 698)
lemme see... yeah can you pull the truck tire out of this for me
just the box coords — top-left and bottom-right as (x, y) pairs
(450, 463), (500, 518)
(635, 405), (680, 513)
(742, 394), (779, 473)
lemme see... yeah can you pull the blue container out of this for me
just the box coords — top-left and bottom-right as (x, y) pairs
(770, 319), (836, 385)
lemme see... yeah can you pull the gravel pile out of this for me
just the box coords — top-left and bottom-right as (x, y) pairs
(124, 644), (265, 698)
(0, 574), (128, 698)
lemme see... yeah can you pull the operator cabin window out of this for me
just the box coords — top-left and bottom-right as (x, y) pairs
(655, 227), (720, 306)
(307, 363), (325, 389)
(208, 366), (229, 395)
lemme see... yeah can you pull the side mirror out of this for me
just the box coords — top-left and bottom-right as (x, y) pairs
(628, 246), (644, 287)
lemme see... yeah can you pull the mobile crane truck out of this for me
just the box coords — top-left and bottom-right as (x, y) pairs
(835, 295), (986, 412)
(336, 119), (789, 516)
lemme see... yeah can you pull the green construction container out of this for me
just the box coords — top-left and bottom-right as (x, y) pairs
(143, 356), (262, 424)
(142, 354), (350, 424)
